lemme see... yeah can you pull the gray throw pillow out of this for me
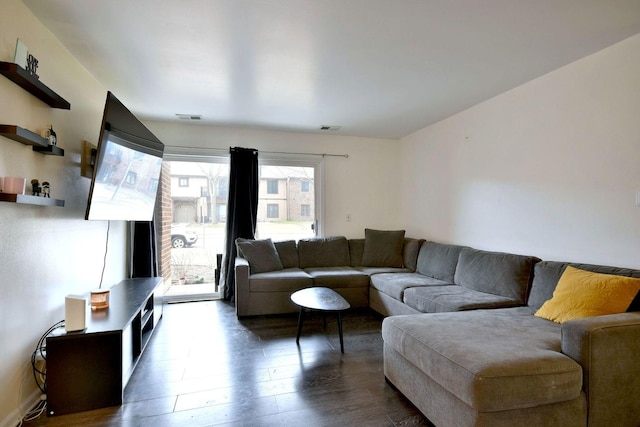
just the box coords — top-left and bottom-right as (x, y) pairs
(236, 238), (284, 274)
(274, 240), (299, 268)
(361, 229), (405, 267)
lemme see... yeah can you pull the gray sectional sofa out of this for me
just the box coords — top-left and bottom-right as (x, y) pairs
(234, 233), (640, 426)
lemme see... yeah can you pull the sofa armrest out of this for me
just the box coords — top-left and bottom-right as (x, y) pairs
(561, 312), (640, 426)
(234, 257), (250, 317)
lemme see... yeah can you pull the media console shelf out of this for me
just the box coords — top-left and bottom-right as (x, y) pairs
(46, 277), (163, 416)
(0, 61), (70, 109)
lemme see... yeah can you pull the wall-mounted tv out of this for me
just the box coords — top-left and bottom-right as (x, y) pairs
(85, 92), (164, 221)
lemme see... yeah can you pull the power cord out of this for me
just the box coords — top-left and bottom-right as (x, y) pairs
(31, 319), (64, 394)
(99, 220), (110, 289)
(18, 320), (65, 425)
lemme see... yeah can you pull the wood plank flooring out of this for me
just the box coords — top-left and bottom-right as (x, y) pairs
(24, 300), (433, 426)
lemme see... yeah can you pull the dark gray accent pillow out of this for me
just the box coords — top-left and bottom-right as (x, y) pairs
(274, 240), (299, 269)
(236, 238), (284, 274)
(361, 229), (405, 268)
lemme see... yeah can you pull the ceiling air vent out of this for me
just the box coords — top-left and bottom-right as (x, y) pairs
(176, 114), (202, 121)
(320, 125), (341, 131)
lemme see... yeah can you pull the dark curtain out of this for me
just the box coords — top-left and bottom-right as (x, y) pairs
(221, 147), (259, 302)
(131, 220), (159, 277)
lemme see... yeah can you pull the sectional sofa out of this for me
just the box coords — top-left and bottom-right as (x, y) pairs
(234, 231), (640, 426)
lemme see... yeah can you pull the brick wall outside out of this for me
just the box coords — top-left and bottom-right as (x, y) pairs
(155, 161), (172, 292)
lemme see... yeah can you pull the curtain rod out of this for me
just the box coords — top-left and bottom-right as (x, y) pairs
(164, 145), (348, 158)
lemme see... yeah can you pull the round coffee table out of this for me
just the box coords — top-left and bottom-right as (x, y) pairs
(290, 287), (351, 353)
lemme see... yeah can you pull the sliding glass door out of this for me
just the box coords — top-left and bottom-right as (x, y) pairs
(164, 157), (229, 301)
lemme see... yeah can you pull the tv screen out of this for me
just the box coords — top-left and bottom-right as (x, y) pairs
(85, 92), (164, 221)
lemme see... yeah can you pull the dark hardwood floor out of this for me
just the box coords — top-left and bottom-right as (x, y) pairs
(24, 300), (432, 426)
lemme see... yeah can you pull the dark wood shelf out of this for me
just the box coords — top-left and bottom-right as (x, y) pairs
(0, 193), (64, 207)
(0, 124), (64, 156)
(33, 144), (64, 156)
(0, 124), (46, 145)
(0, 61), (70, 109)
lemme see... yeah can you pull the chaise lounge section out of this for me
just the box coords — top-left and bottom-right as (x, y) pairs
(382, 260), (640, 427)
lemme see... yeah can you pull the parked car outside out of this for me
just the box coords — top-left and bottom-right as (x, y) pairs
(171, 225), (198, 248)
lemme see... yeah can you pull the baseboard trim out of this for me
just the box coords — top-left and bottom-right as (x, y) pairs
(0, 389), (41, 427)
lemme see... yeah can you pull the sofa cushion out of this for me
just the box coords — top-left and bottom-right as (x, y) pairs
(248, 268), (312, 292)
(356, 266), (413, 275)
(304, 267), (370, 288)
(402, 238), (424, 272)
(361, 229), (405, 267)
(415, 241), (466, 282)
(454, 248), (538, 304)
(298, 237), (350, 268)
(348, 238), (365, 267)
(370, 272), (451, 301)
(528, 260), (640, 310)
(534, 266), (640, 323)
(236, 238), (283, 274)
(381, 307), (583, 412)
(403, 285), (525, 313)
(274, 240), (299, 269)
(352, 237), (423, 271)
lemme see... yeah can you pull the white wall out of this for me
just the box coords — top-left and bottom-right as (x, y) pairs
(400, 34), (640, 269)
(0, 1), (125, 425)
(144, 121), (404, 238)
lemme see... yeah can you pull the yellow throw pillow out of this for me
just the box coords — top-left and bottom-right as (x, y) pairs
(535, 266), (640, 323)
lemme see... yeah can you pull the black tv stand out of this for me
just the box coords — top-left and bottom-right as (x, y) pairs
(46, 277), (163, 416)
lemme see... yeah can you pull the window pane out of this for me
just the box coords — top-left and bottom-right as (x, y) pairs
(267, 179), (278, 194)
(267, 204), (279, 218)
(257, 164), (316, 241)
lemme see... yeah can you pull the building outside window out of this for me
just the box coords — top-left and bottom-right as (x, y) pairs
(301, 204), (310, 217)
(179, 177), (189, 187)
(301, 180), (310, 192)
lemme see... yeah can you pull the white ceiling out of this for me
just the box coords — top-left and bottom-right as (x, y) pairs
(23, 0), (640, 139)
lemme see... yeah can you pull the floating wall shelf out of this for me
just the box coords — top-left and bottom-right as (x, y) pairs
(0, 124), (64, 156)
(0, 193), (64, 207)
(0, 62), (71, 109)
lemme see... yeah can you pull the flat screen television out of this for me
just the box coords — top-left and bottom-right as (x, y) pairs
(85, 91), (164, 221)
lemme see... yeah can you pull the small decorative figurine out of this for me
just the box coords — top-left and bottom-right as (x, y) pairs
(42, 182), (50, 198)
(47, 125), (57, 146)
(26, 53), (39, 79)
(31, 179), (41, 196)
